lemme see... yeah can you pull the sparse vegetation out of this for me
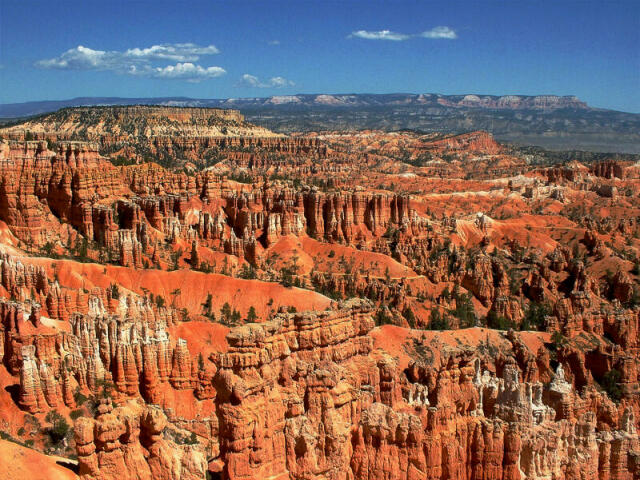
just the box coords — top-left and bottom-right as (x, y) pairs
(521, 302), (550, 331)
(486, 310), (515, 330)
(428, 308), (450, 330)
(45, 411), (70, 446)
(599, 368), (623, 402)
(220, 302), (241, 327)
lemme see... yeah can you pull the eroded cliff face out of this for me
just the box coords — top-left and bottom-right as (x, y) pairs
(68, 311), (639, 480)
(0, 139), (417, 266)
(0, 109), (639, 480)
(0, 141), (124, 246)
(211, 306), (640, 480)
(75, 400), (207, 480)
(1, 253), (638, 480)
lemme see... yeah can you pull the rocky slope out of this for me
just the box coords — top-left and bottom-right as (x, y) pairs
(0, 107), (638, 479)
(0, 439), (78, 480)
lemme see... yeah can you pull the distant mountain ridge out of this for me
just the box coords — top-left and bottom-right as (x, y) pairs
(219, 93), (591, 110)
(0, 93), (593, 119)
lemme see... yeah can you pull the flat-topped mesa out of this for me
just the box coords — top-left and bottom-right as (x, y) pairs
(0, 105), (279, 144)
(85, 105), (245, 123)
(131, 135), (326, 168)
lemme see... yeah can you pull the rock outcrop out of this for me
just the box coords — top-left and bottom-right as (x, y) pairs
(76, 400), (207, 480)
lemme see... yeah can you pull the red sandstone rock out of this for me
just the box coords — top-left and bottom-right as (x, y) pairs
(0, 109), (638, 480)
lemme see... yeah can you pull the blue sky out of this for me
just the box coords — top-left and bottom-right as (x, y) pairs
(1, 0), (639, 112)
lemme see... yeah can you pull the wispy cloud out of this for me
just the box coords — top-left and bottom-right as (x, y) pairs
(36, 43), (225, 81)
(125, 43), (219, 61)
(420, 26), (457, 39)
(267, 40), (281, 46)
(236, 74), (295, 88)
(349, 30), (410, 41)
(348, 27), (457, 41)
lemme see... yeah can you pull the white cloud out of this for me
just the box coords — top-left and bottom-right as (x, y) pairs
(267, 40), (281, 46)
(237, 74), (262, 87)
(269, 76), (294, 87)
(349, 27), (457, 41)
(349, 30), (410, 41)
(420, 26), (457, 39)
(37, 45), (110, 69)
(150, 63), (226, 81)
(36, 43), (225, 82)
(237, 74), (295, 88)
(124, 43), (219, 61)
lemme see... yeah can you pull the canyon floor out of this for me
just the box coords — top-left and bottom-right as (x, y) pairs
(0, 105), (638, 479)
